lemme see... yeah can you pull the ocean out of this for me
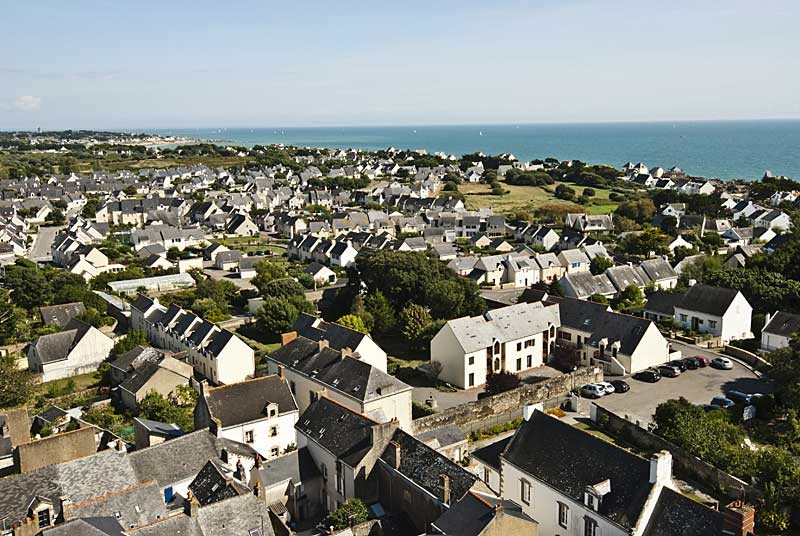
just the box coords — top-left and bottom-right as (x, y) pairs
(151, 120), (800, 180)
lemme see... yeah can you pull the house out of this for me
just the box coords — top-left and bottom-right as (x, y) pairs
(673, 284), (753, 343)
(430, 302), (560, 389)
(642, 291), (685, 323)
(27, 319), (114, 382)
(761, 311), (800, 351)
(237, 256), (266, 279)
(559, 271), (617, 300)
(558, 249), (591, 274)
(224, 213), (259, 237)
(267, 335), (412, 430)
(640, 258), (678, 290)
(498, 409), (727, 536)
(487, 238), (514, 252)
(329, 240), (358, 267)
(303, 261), (337, 285)
(131, 295), (255, 385)
(133, 417), (184, 449)
(431, 489), (539, 535)
(292, 313), (387, 371)
(604, 265), (650, 294)
(535, 296), (670, 375)
(470, 234), (492, 249)
(667, 234), (694, 253)
(111, 349), (194, 413)
(39, 302), (86, 328)
(535, 252), (564, 283)
(194, 375), (299, 460)
(142, 254), (174, 271)
(213, 250), (244, 270)
(564, 213), (613, 234)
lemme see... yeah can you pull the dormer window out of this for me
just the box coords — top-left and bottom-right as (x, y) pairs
(584, 490), (597, 510)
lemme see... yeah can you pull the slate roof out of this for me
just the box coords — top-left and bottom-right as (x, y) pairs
(503, 411), (653, 528)
(269, 336), (409, 402)
(40, 302), (86, 327)
(133, 418), (184, 439)
(296, 397), (376, 466)
(677, 284), (741, 317)
(204, 375), (297, 427)
(415, 424), (466, 451)
(42, 517), (126, 536)
(381, 429), (477, 504)
(640, 258), (677, 282)
(111, 346), (164, 374)
(562, 271), (616, 298)
(763, 311), (800, 338)
(642, 487), (722, 536)
(433, 491), (535, 536)
(254, 447), (320, 488)
(470, 436), (512, 472)
(31, 319), (94, 364)
(65, 480), (167, 529)
(188, 460), (245, 506)
(643, 291), (685, 317)
(292, 313), (368, 352)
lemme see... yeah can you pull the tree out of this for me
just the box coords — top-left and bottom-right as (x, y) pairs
(45, 208), (66, 226)
(399, 303), (432, 342)
(252, 260), (288, 295)
(139, 388), (197, 431)
(112, 329), (148, 357)
(256, 296), (313, 340)
(589, 293), (609, 305)
(0, 354), (35, 408)
(485, 371), (521, 395)
(582, 188), (596, 197)
(81, 405), (123, 430)
(336, 314), (368, 334)
(620, 228), (669, 257)
(659, 215), (678, 236)
(364, 291), (395, 334)
(589, 256), (613, 275)
(554, 183), (575, 201)
(616, 198), (656, 223)
(0, 289), (19, 345)
(548, 279), (563, 296)
(327, 499), (369, 530)
(613, 285), (644, 312)
(2, 260), (53, 309)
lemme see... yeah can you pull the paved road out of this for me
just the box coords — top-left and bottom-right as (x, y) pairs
(27, 225), (63, 261)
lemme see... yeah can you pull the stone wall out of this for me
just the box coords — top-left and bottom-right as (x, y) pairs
(591, 404), (758, 502)
(722, 345), (772, 371)
(14, 426), (96, 474)
(412, 367), (602, 436)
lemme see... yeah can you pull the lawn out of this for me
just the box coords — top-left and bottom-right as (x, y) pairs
(219, 236), (287, 255)
(37, 370), (101, 397)
(461, 179), (622, 216)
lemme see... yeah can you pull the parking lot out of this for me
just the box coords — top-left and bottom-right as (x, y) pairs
(593, 355), (772, 425)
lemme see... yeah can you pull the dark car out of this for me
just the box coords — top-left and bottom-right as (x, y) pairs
(668, 359), (688, 372)
(681, 357), (699, 370)
(658, 365), (681, 378)
(610, 379), (630, 393)
(710, 396), (735, 409)
(725, 390), (753, 405)
(634, 369), (661, 383)
(692, 355), (710, 367)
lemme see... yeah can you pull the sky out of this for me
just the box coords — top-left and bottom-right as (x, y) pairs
(1, 0), (799, 129)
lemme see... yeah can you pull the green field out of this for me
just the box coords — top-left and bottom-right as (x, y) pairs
(461, 179), (622, 216)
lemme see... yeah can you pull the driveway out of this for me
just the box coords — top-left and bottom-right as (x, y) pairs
(594, 353), (772, 425)
(28, 225), (63, 261)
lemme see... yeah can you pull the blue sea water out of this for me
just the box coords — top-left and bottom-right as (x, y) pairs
(151, 120), (800, 180)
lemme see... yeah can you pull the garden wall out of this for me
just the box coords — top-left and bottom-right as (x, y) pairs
(412, 367), (602, 436)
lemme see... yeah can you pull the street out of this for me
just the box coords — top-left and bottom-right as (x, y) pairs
(27, 225), (63, 261)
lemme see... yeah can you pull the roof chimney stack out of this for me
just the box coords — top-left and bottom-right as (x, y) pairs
(649, 450), (672, 485)
(387, 440), (401, 470)
(280, 331), (297, 346)
(440, 474), (451, 505)
(722, 500), (755, 536)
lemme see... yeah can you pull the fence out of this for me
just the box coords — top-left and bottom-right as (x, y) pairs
(412, 367), (602, 436)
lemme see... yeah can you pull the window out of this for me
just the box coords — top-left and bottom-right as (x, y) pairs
(310, 390), (319, 404)
(244, 430), (254, 443)
(559, 331), (572, 341)
(525, 339), (535, 348)
(709, 320), (717, 328)
(484, 467), (490, 482)
(37, 509), (51, 528)
(517, 342), (522, 351)
(520, 479), (531, 505)
(516, 358), (522, 370)
(335, 461), (344, 493)
(269, 426), (278, 437)
(584, 517), (598, 536)
(468, 355), (474, 366)
(527, 355), (532, 368)
(468, 373), (475, 387)
(680, 314), (688, 322)
(558, 502), (569, 528)
(269, 407), (277, 418)
(270, 447), (280, 457)
(290, 381), (296, 394)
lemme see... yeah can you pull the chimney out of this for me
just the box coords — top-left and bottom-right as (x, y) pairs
(59, 496), (72, 519)
(281, 331), (297, 346)
(235, 459), (245, 480)
(387, 440), (401, 470)
(722, 501), (755, 536)
(277, 365), (285, 379)
(523, 403), (541, 421)
(649, 450), (672, 485)
(184, 491), (199, 517)
(318, 339), (329, 352)
(440, 474), (451, 505)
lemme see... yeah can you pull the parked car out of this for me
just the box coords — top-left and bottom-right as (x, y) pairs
(610, 379), (630, 393)
(580, 383), (606, 398)
(710, 396), (735, 409)
(633, 369), (661, 383)
(597, 381), (616, 394)
(692, 355), (710, 367)
(725, 390), (753, 405)
(681, 357), (699, 370)
(668, 359), (688, 372)
(658, 365), (681, 378)
(701, 403), (721, 411)
(711, 357), (734, 370)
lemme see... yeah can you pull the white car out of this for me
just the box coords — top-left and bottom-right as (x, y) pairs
(580, 383), (606, 398)
(711, 357), (734, 370)
(597, 381), (616, 394)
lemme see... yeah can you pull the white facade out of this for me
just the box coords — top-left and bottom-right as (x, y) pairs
(28, 326), (114, 382)
(219, 410), (298, 460)
(674, 291), (752, 344)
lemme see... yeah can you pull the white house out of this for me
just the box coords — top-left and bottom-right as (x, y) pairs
(194, 375), (299, 460)
(130, 295), (255, 385)
(430, 302), (560, 389)
(27, 319), (114, 382)
(761, 311), (800, 352)
(673, 284), (753, 343)
(558, 249), (591, 274)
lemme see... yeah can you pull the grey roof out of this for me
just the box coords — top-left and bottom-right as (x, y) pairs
(133, 418), (184, 439)
(433, 491), (535, 536)
(292, 313), (368, 352)
(415, 424), (466, 450)
(66, 480), (167, 529)
(445, 302), (561, 354)
(642, 487), (722, 536)
(40, 302), (86, 327)
(269, 337), (409, 403)
(763, 311), (800, 338)
(605, 265), (649, 291)
(503, 411), (652, 529)
(253, 447), (319, 488)
(188, 460), (245, 506)
(562, 271), (616, 299)
(677, 284), (741, 317)
(42, 517), (125, 536)
(470, 436), (512, 472)
(204, 375), (297, 427)
(560, 248), (591, 265)
(643, 291), (685, 317)
(640, 258), (677, 282)
(31, 319), (94, 364)
(110, 346), (164, 374)
(296, 397), (375, 466)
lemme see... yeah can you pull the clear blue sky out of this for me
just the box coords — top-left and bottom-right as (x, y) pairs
(2, 0), (799, 129)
